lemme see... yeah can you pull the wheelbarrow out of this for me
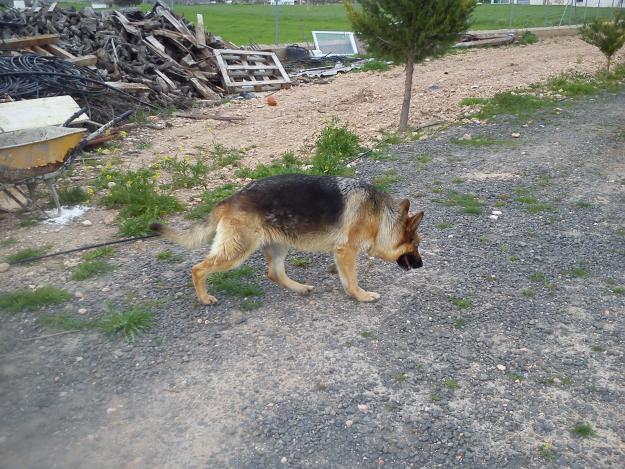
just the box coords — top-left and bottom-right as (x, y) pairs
(0, 110), (132, 216)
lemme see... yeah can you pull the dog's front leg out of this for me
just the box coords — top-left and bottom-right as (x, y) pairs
(334, 245), (380, 302)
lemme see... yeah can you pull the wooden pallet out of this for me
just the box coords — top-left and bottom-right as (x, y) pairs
(213, 49), (290, 94)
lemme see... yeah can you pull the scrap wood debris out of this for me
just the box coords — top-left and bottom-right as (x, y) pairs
(0, 1), (290, 121)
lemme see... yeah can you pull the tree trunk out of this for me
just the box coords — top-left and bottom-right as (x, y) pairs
(399, 55), (415, 133)
(607, 56), (611, 74)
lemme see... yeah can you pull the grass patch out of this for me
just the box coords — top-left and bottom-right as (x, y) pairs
(236, 151), (306, 180)
(0, 238), (18, 248)
(514, 188), (553, 213)
(372, 170), (401, 192)
(5, 246), (49, 264)
(438, 190), (483, 215)
(360, 58), (390, 72)
(510, 255), (520, 262)
(157, 154), (211, 190)
(547, 73), (598, 97)
(443, 378), (461, 390)
(0, 286), (72, 313)
(95, 167), (184, 236)
(451, 297), (472, 309)
(361, 330), (377, 340)
(186, 183), (239, 221)
(571, 422), (595, 438)
(240, 298), (262, 311)
(437, 222), (451, 230)
(529, 272), (547, 283)
(394, 371), (407, 383)
(538, 442), (556, 462)
(611, 286), (625, 295)
(576, 200), (592, 208)
(311, 119), (360, 176)
(289, 256), (311, 267)
(453, 316), (469, 329)
(71, 260), (114, 281)
(430, 393), (442, 402)
(562, 266), (590, 279)
(415, 153), (432, 164)
(56, 186), (89, 206)
(518, 30), (538, 45)
(208, 266), (263, 297)
(209, 144), (246, 169)
(590, 345), (606, 353)
(82, 246), (114, 261)
(450, 135), (501, 146)
(508, 372), (526, 382)
(522, 288), (535, 298)
(463, 91), (555, 121)
(37, 313), (94, 331)
(156, 250), (183, 263)
(18, 217), (39, 227)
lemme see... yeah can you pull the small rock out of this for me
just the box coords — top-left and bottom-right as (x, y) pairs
(281, 457), (287, 464)
(76, 356), (83, 362)
(197, 318), (203, 324)
(492, 210), (502, 215)
(489, 215), (498, 220)
(357, 404), (368, 412)
(460, 133), (472, 141)
(107, 182), (116, 189)
(511, 132), (521, 138)
(78, 308), (87, 315)
(81, 220), (93, 226)
(345, 420), (353, 427)
(106, 407), (116, 415)
(101, 287), (110, 292)
(496, 364), (506, 371)
(75, 291), (84, 298)
(0, 263), (10, 273)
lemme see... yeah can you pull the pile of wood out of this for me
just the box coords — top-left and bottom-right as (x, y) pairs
(0, 1), (264, 106)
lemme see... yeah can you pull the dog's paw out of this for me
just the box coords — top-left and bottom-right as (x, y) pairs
(199, 294), (218, 305)
(299, 284), (314, 295)
(357, 291), (380, 302)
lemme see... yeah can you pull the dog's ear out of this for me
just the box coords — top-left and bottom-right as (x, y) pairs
(408, 211), (424, 231)
(399, 198), (410, 216)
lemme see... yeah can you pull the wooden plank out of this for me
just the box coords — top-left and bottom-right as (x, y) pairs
(152, 29), (184, 41)
(0, 34), (59, 50)
(190, 78), (219, 99)
(145, 35), (166, 53)
(156, 6), (196, 44)
(226, 65), (279, 71)
(31, 45), (54, 56)
(154, 70), (177, 90)
(196, 14), (206, 47)
(44, 43), (76, 60)
(47, 2), (58, 13)
(113, 11), (141, 36)
(0, 96), (88, 132)
(105, 81), (151, 92)
(68, 55), (97, 66)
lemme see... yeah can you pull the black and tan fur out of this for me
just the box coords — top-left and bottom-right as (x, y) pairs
(150, 174), (424, 304)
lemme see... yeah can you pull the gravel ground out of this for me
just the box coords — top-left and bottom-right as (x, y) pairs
(1, 91), (624, 469)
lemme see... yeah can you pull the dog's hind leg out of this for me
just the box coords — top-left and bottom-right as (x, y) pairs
(334, 245), (380, 302)
(263, 244), (314, 295)
(192, 220), (259, 305)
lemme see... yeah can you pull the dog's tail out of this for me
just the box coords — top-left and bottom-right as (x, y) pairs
(150, 216), (217, 249)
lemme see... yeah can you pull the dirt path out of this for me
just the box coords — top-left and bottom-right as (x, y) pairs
(1, 89), (624, 468)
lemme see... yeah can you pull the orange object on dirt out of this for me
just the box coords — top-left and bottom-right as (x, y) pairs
(267, 95), (277, 106)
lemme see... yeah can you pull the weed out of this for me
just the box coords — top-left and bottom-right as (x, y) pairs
(157, 154), (211, 190)
(95, 167), (183, 236)
(479, 235), (489, 243)
(372, 170), (401, 192)
(156, 250), (183, 263)
(82, 246), (114, 261)
(522, 288), (535, 298)
(345, 340), (354, 347)
(361, 330), (377, 340)
(236, 151), (305, 179)
(430, 393), (442, 402)
(208, 266), (263, 297)
(529, 272), (547, 283)
(394, 372), (407, 383)
(612, 286), (625, 295)
(71, 260), (114, 281)
(451, 177), (465, 184)
(0, 286), (72, 313)
(518, 30), (538, 45)
(437, 222), (451, 230)
(510, 255), (520, 262)
(443, 378), (460, 390)
(240, 299), (262, 311)
(438, 190), (483, 215)
(465, 91), (555, 120)
(187, 184), (238, 221)
(98, 305), (154, 342)
(19, 217), (39, 227)
(515, 188), (553, 213)
(0, 238), (18, 248)
(360, 58), (391, 72)
(590, 345), (606, 353)
(311, 118), (360, 176)
(289, 256), (311, 267)
(538, 442), (556, 462)
(136, 142), (153, 150)
(453, 316), (469, 329)
(508, 372), (525, 381)
(209, 144), (246, 169)
(562, 266), (590, 279)
(415, 153), (432, 164)
(6, 246), (49, 264)
(548, 74), (597, 97)
(538, 376), (556, 386)
(576, 200), (591, 208)
(56, 186), (89, 206)
(571, 422), (595, 438)
(451, 297), (472, 309)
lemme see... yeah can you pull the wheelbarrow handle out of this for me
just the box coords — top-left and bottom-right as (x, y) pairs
(63, 107), (88, 127)
(84, 110), (133, 143)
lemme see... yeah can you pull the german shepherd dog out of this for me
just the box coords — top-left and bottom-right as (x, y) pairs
(150, 174), (424, 304)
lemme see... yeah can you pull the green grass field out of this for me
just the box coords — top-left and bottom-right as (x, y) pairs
(63, 3), (620, 45)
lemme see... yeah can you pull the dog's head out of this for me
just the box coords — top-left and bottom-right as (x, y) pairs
(395, 199), (424, 271)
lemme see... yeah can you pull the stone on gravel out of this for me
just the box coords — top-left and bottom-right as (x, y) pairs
(0, 263), (10, 273)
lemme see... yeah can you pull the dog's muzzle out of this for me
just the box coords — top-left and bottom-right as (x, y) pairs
(397, 253), (423, 271)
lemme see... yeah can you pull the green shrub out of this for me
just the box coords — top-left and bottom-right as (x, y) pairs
(310, 119), (360, 175)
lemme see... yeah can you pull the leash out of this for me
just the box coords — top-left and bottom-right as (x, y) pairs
(8, 233), (159, 266)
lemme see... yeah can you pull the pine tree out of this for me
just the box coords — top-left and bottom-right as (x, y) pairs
(579, 11), (625, 74)
(343, 0), (476, 132)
